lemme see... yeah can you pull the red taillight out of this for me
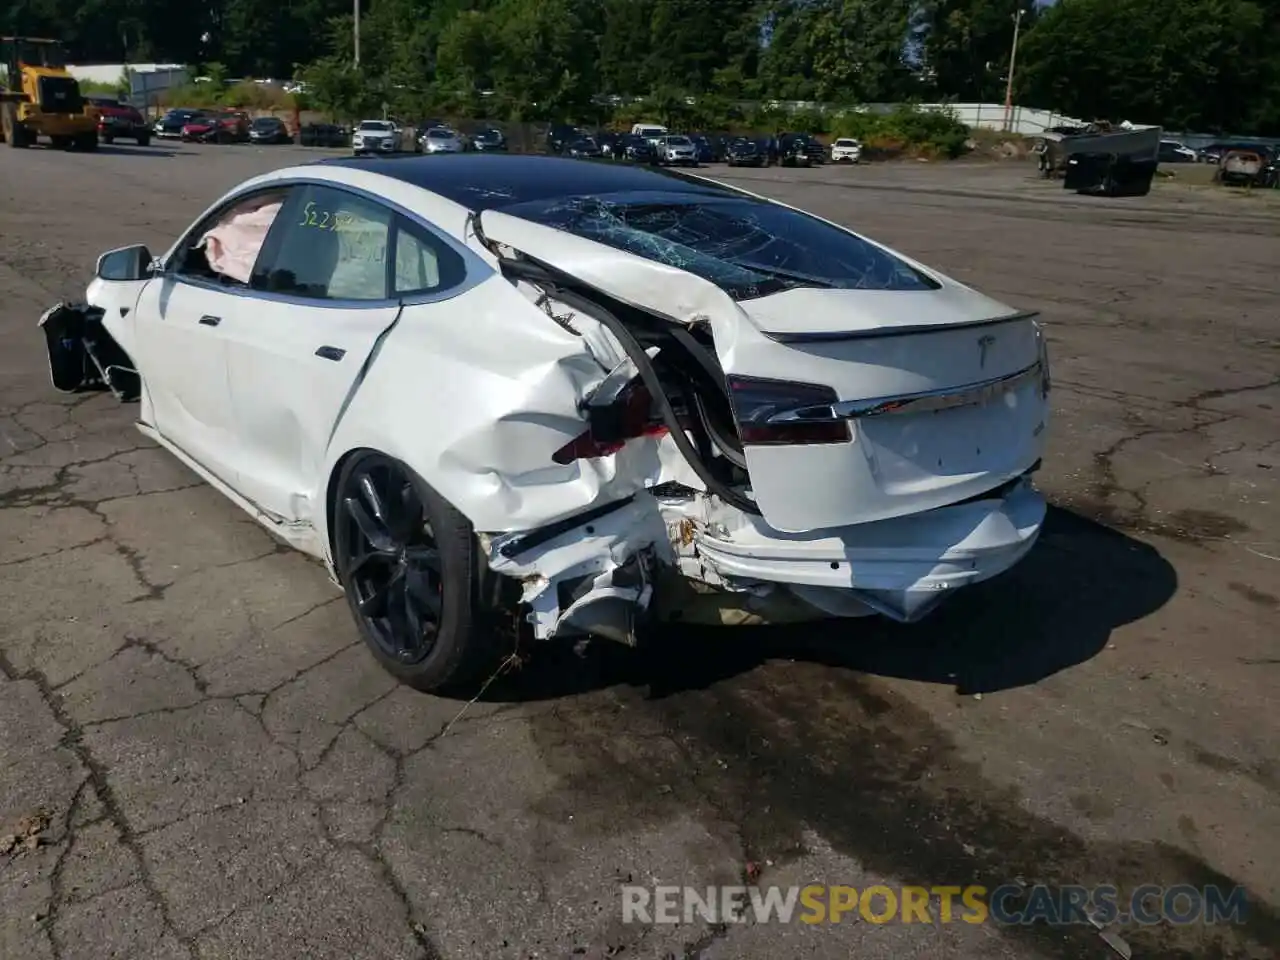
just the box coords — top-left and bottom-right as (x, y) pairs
(552, 381), (668, 464)
(727, 375), (851, 446)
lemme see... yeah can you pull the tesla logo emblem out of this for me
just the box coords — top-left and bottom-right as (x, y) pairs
(977, 334), (996, 368)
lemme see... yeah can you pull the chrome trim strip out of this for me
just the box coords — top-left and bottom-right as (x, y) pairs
(766, 359), (1046, 424)
(759, 310), (1039, 344)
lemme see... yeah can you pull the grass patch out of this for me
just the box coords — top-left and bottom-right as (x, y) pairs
(159, 81), (297, 111)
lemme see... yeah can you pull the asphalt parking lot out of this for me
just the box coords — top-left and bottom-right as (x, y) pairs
(0, 141), (1276, 960)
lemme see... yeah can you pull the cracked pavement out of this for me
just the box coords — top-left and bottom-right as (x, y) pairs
(0, 144), (1276, 960)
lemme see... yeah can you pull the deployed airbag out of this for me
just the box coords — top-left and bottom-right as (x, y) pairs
(198, 200), (282, 284)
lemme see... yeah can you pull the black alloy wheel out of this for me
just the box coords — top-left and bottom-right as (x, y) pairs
(338, 455), (443, 665)
(333, 451), (512, 692)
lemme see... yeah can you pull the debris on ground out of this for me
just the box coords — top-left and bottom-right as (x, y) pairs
(1100, 929), (1134, 958)
(1088, 908), (1134, 959)
(0, 809), (53, 856)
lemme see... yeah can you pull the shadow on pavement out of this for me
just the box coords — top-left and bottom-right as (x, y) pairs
(96, 144), (180, 158)
(501, 509), (1276, 960)
(487, 506), (1178, 702)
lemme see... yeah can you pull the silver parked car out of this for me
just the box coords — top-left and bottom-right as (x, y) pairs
(421, 127), (464, 154)
(656, 135), (698, 167)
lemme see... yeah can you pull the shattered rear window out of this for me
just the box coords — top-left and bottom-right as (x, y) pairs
(502, 193), (940, 299)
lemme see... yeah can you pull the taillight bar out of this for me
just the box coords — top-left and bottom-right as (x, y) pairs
(726, 375), (851, 446)
(762, 359), (1046, 425)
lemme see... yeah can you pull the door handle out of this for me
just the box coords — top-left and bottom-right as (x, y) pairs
(198, 315), (221, 326)
(315, 345), (346, 361)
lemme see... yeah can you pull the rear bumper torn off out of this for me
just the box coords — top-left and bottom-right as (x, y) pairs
(482, 479), (1046, 639)
(670, 478), (1045, 622)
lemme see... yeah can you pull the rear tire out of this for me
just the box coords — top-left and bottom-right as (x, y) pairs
(2, 104), (29, 148)
(102, 133), (114, 145)
(75, 131), (98, 151)
(136, 132), (149, 146)
(332, 451), (514, 694)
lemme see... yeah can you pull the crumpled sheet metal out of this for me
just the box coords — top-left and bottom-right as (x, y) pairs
(476, 209), (744, 334)
(320, 249), (709, 541)
(483, 493), (673, 638)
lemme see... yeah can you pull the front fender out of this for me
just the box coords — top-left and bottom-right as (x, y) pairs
(87, 275), (148, 358)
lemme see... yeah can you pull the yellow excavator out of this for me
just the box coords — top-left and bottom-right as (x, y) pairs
(0, 36), (99, 150)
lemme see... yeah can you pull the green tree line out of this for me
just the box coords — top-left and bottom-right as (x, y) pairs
(4, 0), (1279, 133)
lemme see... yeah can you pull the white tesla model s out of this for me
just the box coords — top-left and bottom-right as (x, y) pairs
(41, 154), (1051, 693)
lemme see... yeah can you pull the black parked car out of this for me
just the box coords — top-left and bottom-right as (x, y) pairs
(777, 132), (824, 166)
(1196, 142), (1236, 164)
(725, 137), (766, 167)
(248, 116), (292, 145)
(565, 136), (604, 159)
(153, 108), (205, 139)
(298, 123), (350, 147)
(689, 134), (717, 164)
(595, 131), (620, 156)
(605, 133), (656, 163)
(471, 127), (507, 151)
(546, 123), (583, 154)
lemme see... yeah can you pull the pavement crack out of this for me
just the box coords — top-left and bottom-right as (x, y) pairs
(117, 634), (209, 694)
(440, 825), (505, 850)
(76, 695), (240, 730)
(44, 780), (94, 960)
(0, 534), (111, 568)
(0, 648), (198, 958)
(253, 639), (362, 723)
(1184, 374), (1280, 408)
(303, 686), (398, 773)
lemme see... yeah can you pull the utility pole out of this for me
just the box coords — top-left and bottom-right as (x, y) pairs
(1003, 5), (1024, 133)
(354, 0), (361, 67)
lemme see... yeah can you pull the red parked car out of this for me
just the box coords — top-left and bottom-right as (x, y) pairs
(86, 96), (150, 146)
(181, 110), (250, 144)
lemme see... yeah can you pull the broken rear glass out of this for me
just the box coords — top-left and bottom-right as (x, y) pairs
(501, 193), (940, 299)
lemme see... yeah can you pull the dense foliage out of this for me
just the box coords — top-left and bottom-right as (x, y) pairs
(4, 0), (1279, 134)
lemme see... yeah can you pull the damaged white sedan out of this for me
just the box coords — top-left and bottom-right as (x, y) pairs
(41, 154), (1050, 692)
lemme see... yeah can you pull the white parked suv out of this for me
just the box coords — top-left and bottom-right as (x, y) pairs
(352, 119), (412, 156)
(831, 137), (863, 163)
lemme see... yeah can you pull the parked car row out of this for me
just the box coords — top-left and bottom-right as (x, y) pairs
(349, 118), (509, 157)
(1154, 136), (1279, 185)
(545, 122), (862, 168)
(149, 107), (350, 148)
(142, 109), (868, 168)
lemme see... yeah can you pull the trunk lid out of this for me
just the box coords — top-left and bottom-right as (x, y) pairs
(721, 288), (1048, 531)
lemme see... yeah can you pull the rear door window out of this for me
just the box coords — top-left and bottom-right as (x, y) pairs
(251, 184), (392, 301)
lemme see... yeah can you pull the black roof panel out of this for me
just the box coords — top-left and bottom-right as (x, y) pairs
(314, 153), (737, 212)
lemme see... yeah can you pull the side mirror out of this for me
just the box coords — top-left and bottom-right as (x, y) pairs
(95, 244), (153, 282)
